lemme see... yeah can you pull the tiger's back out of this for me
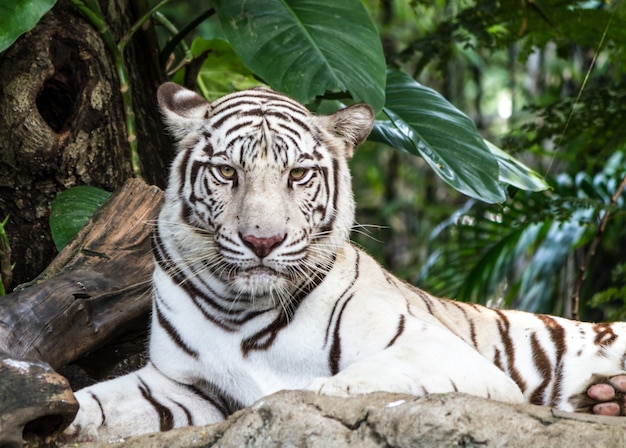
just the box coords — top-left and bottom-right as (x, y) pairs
(63, 84), (626, 442)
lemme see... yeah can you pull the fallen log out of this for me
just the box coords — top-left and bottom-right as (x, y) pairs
(0, 178), (162, 444)
(0, 353), (77, 448)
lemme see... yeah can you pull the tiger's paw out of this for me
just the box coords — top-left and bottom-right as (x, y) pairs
(58, 391), (107, 443)
(585, 375), (626, 416)
(307, 371), (416, 397)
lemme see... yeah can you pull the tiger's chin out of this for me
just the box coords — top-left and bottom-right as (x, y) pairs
(231, 267), (293, 299)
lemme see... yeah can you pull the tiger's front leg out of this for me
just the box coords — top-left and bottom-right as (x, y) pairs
(61, 362), (226, 442)
(307, 322), (525, 405)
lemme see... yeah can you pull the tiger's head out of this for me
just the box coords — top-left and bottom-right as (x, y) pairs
(157, 83), (374, 302)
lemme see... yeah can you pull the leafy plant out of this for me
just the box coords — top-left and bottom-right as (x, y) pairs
(419, 150), (626, 318)
(49, 186), (111, 251)
(12, 0), (600, 311)
(214, 0), (386, 112)
(591, 263), (626, 321)
(0, 0), (55, 53)
(176, 38), (265, 100)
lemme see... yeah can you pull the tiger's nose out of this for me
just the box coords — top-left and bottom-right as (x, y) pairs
(241, 234), (285, 258)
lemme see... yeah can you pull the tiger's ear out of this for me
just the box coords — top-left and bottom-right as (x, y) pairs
(318, 104), (375, 158)
(157, 82), (210, 140)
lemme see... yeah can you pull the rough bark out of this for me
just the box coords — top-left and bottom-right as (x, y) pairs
(0, 0), (173, 288)
(58, 391), (626, 448)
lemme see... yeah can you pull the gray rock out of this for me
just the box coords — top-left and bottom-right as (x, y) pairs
(61, 391), (626, 448)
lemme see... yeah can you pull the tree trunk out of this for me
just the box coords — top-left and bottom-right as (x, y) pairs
(0, 0), (173, 289)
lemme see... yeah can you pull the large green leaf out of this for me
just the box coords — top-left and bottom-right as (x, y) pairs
(213, 0), (386, 111)
(370, 69), (505, 203)
(0, 0), (56, 53)
(50, 186), (111, 251)
(484, 140), (549, 192)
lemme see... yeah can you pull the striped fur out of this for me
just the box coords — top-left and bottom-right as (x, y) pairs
(64, 83), (626, 442)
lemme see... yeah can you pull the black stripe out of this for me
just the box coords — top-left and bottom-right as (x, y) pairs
(184, 382), (244, 419)
(172, 400), (193, 425)
(241, 272), (323, 356)
(154, 298), (199, 358)
(386, 314), (406, 348)
(537, 314), (566, 406)
(213, 107), (265, 130)
(494, 309), (527, 393)
(329, 292), (354, 375)
(529, 331), (552, 405)
(138, 377), (174, 431)
(216, 91), (309, 115)
(88, 392), (106, 427)
(153, 227), (266, 330)
(225, 119), (256, 138)
(317, 165), (333, 234)
(448, 300), (479, 349)
(323, 250), (360, 346)
(177, 149), (192, 198)
(416, 289), (436, 315)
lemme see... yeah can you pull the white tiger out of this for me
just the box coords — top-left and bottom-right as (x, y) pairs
(63, 83), (626, 442)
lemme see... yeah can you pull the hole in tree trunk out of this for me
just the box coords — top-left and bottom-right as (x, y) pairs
(36, 40), (80, 133)
(36, 72), (78, 133)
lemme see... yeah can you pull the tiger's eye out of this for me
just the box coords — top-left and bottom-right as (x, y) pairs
(290, 167), (307, 180)
(218, 165), (236, 179)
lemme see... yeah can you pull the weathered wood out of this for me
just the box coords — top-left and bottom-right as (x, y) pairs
(0, 178), (162, 445)
(1, 178), (161, 368)
(0, 353), (78, 447)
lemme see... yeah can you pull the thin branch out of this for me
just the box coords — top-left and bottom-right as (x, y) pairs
(159, 7), (215, 68)
(0, 216), (11, 295)
(153, 11), (193, 73)
(119, 0), (172, 52)
(571, 173), (626, 319)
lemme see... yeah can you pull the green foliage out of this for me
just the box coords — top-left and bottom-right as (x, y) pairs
(591, 263), (626, 321)
(175, 38), (265, 100)
(484, 141), (547, 192)
(0, 0), (56, 53)
(419, 151), (626, 317)
(156, 1), (544, 205)
(372, 69), (509, 203)
(213, 0), (386, 112)
(49, 187), (111, 251)
(348, 0), (626, 320)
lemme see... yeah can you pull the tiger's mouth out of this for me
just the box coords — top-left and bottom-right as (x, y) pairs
(239, 266), (280, 277)
(231, 266), (290, 297)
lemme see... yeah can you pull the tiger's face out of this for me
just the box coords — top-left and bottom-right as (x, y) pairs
(157, 83), (374, 301)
